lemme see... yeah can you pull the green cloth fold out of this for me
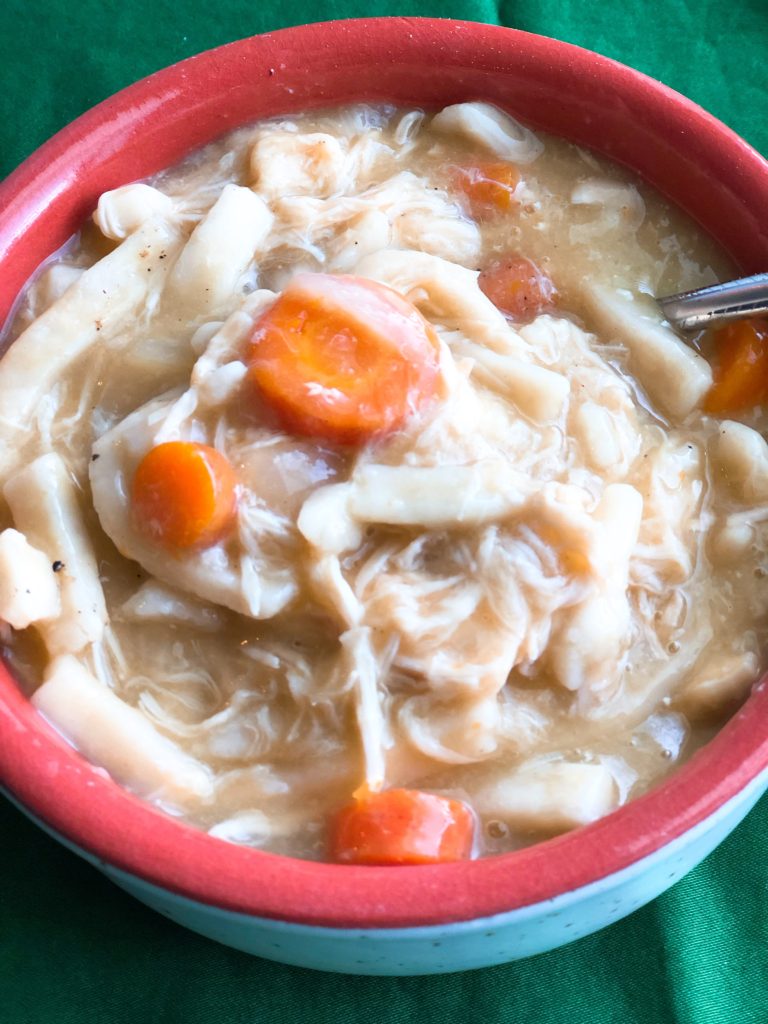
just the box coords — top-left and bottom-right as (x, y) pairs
(2, 2), (768, 1020)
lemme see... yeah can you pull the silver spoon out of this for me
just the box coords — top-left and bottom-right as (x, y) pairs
(658, 273), (768, 331)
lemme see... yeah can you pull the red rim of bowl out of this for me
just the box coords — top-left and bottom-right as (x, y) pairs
(2, 18), (768, 930)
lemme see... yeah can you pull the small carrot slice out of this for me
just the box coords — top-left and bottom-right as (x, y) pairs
(132, 441), (238, 550)
(478, 256), (557, 321)
(452, 162), (520, 219)
(331, 787), (475, 866)
(248, 274), (441, 444)
(704, 318), (768, 414)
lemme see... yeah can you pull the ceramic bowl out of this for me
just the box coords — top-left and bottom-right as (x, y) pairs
(2, 18), (768, 976)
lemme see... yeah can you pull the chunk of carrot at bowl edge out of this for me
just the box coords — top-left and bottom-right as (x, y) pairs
(132, 441), (238, 550)
(478, 256), (557, 322)
(704, 318), (768, 414)
(247, 273), (441, 445)
(452, 161), (521, 219)
(331, 787), (475, 865)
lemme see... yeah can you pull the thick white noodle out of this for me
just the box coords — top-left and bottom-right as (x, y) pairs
(0, 219), (181, 477)
(33, 655), (214, 807)
(714, 420), (768, 503)
(94, 184), (175, 240)
(349, 461), (533, 528)
(0, 528), (60, 629)
(4, 453), (108, 656)
(431, 102), (544, 164)
(164, 184), (273, 318)
(472, 760), (618, 831)
(583, 283), (712, 419)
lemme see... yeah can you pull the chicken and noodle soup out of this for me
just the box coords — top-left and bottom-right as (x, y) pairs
(1, 102), (764, 864)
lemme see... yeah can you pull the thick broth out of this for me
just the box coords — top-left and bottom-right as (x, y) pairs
(2, 104), (763, 862)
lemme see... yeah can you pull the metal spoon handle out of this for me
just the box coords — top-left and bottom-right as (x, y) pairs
(658, 273), (768, 331)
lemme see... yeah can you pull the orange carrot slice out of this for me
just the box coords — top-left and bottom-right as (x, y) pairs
(331, 787), (475, 865)
(132, 441), (238, 550)
(704, 318), (768, 414)
(478, 256), (557, 321)
(452, 161), (520, 219)
(248, 274), (441, 444)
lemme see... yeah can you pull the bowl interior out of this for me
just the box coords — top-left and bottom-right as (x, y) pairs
(2, 18), (768, 929)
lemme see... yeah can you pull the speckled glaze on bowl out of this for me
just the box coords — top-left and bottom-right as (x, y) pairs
(2, 18), (768, 976)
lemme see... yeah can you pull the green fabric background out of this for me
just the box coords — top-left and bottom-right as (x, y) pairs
(2, 2), (768, 1021)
